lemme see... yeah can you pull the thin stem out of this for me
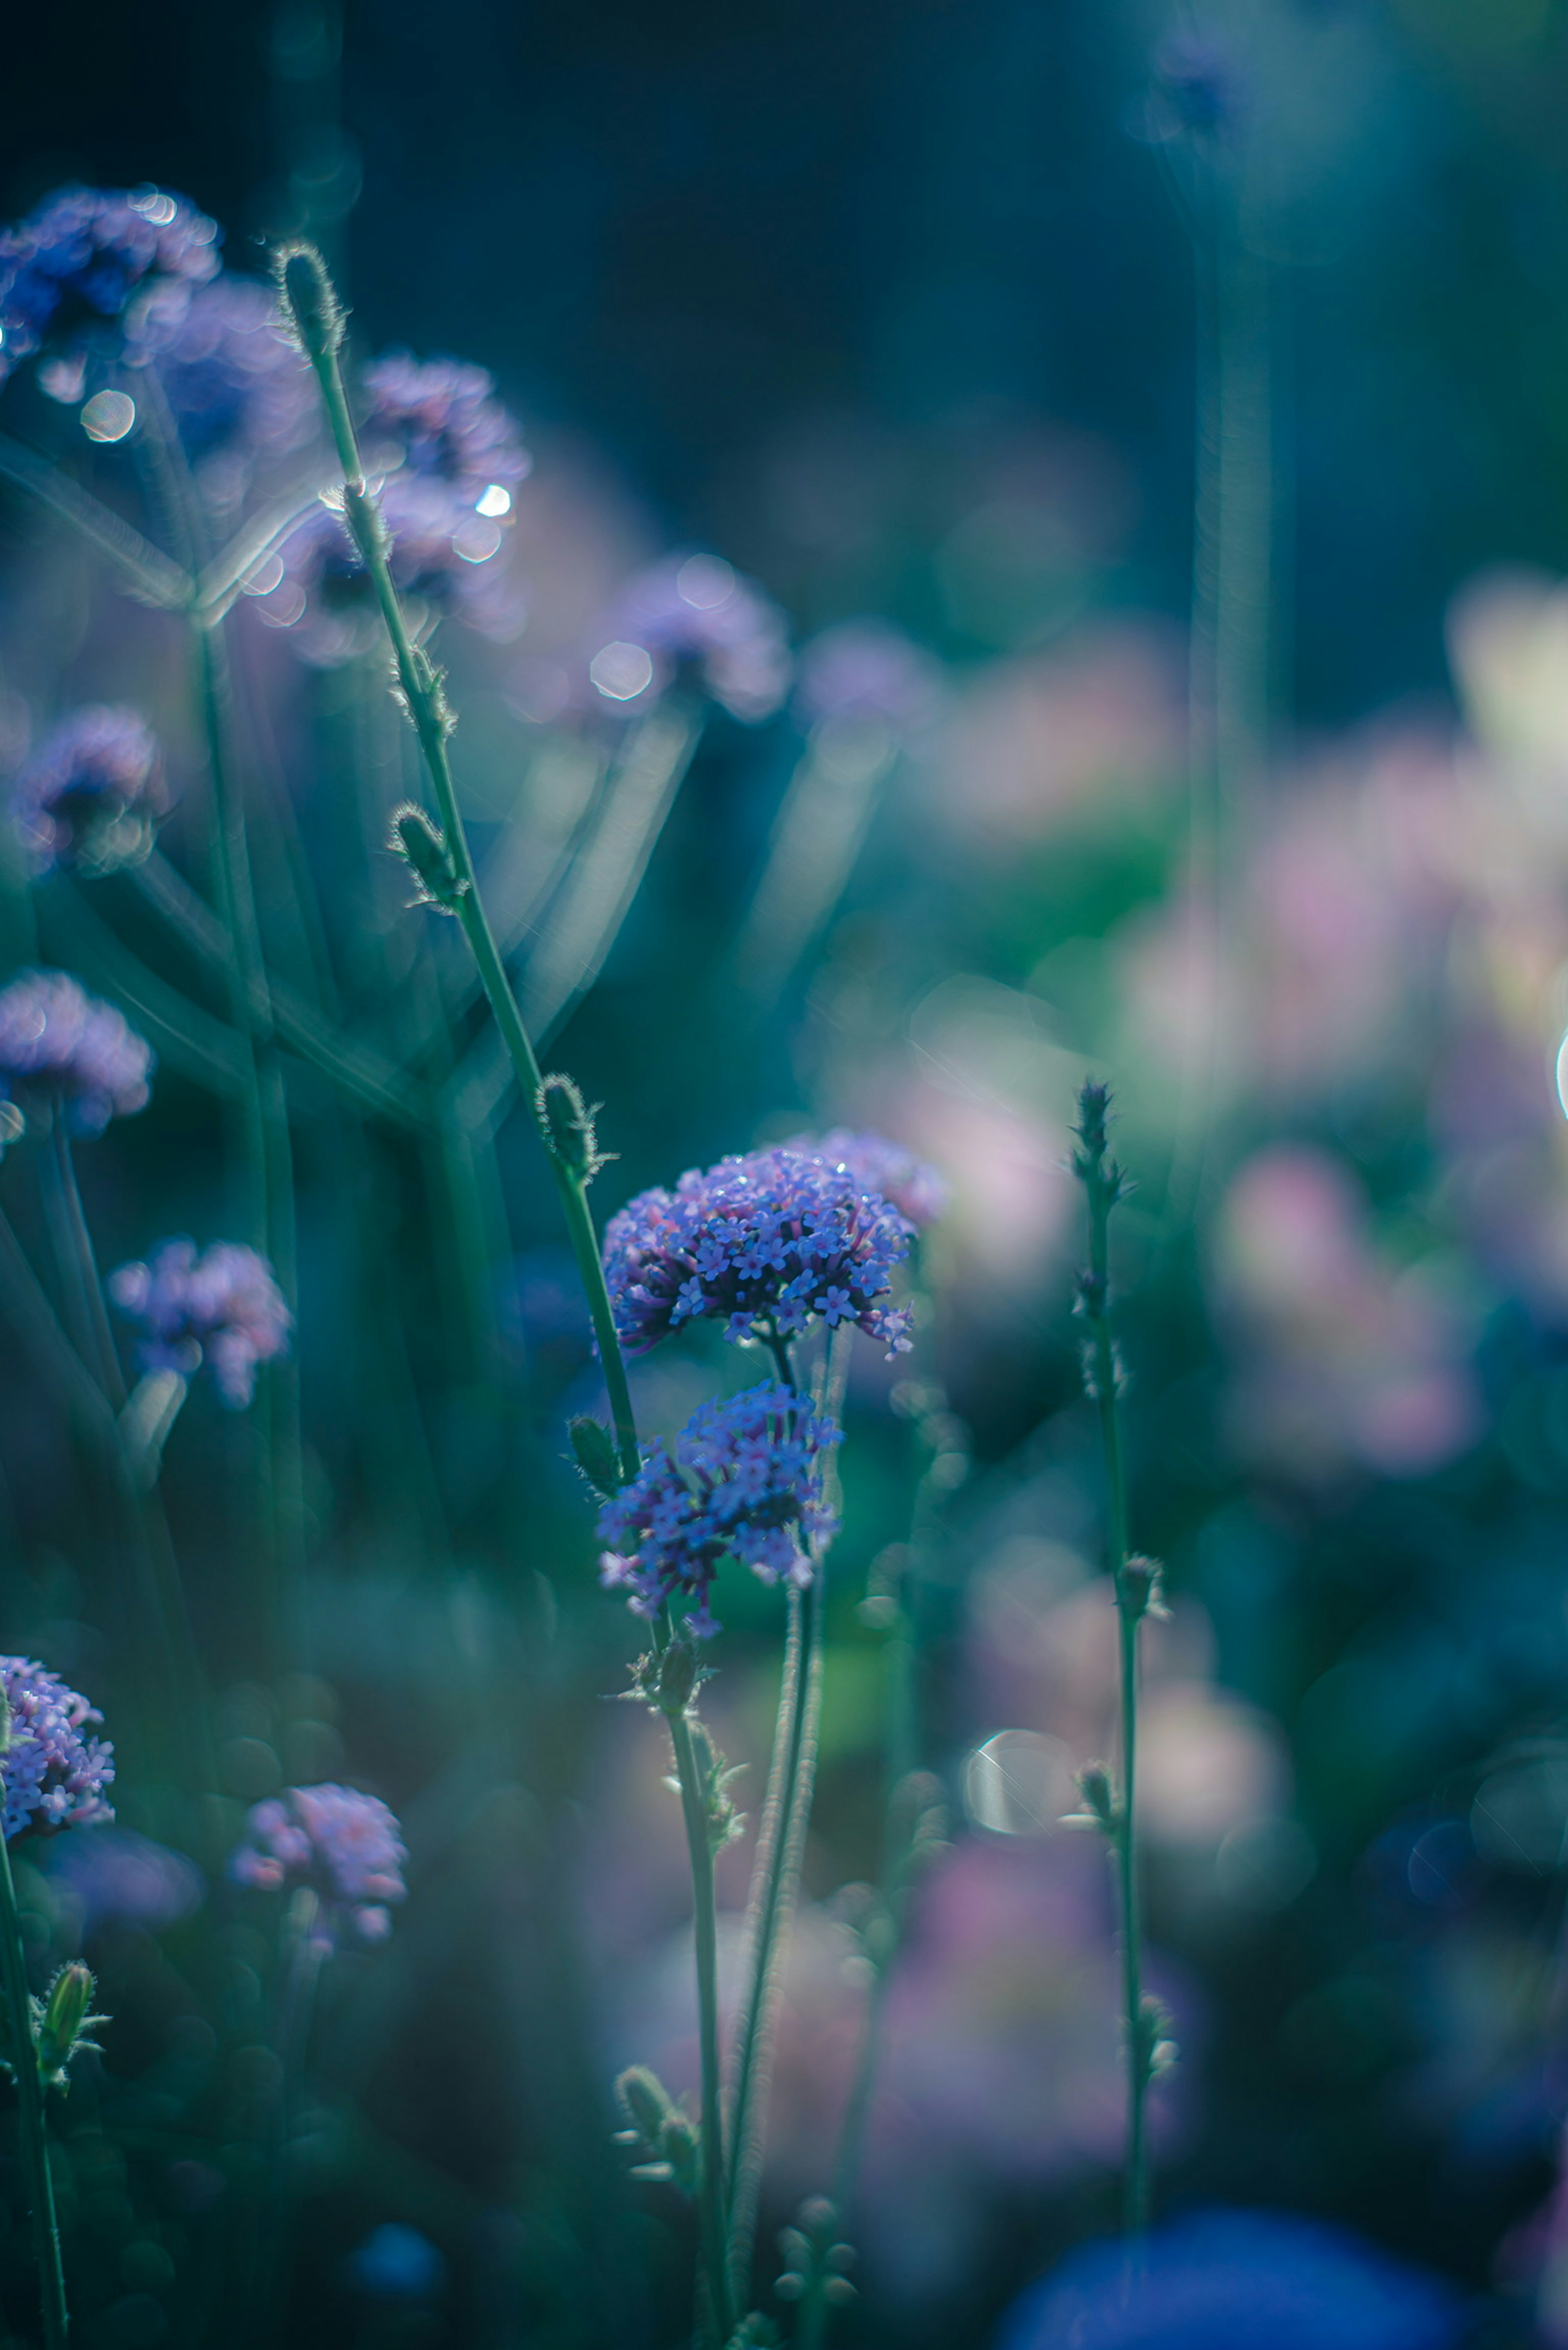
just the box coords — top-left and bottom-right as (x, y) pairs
(39, 1120), (123, 1408)
(1116, 1600), (1147, 2240)
(667, 1710), (733, 2349)
(288, 255), (641, 1483)
(0, 1831), (69, 2350)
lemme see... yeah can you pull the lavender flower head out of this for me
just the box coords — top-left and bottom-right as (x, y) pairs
(603, 1145), (915, 1358)
(108, 1238), (291, 1408)
(598, 1381), (840, 1635)
(359, 351), (531, 501)
(786, 1128), (949, 1230)
(262, 470), (525, 659)
(586, 552), (791, 722)
(0, 970), (153, 1134)
(0, 1659), (114, 1842)
(126, 272), (316, 465)
(793, 619), (943, 736)
(11, 706), (167, 875)
(229, 1784), (407, 1945)
(0, 185), (219, 385)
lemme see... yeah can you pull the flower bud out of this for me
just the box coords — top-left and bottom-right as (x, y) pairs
(1118, 1554), (1166, 1623)
(655, 1639), (698, 1716)
(390, 802), (468, 914)
(274, 242), (344, 364)
(36, 1962), (106, 2091)
(537, 1074), (611, 1183)
(1070, 1760), (1119, 1835)
(568, 1416), (623, 1498)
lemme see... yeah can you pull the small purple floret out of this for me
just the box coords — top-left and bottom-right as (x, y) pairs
(0, 1658), (114, 1842)
(229, 1783), (407, 1946)
(360, 351), (531, 498)
(127, 272), (316, 461)
(0, 184), (219, 382)
(603, 1145), (915, 1358)
(11, 706), (167, 874)
(793, 620), (942, 735)
(597, 1380), (840, 1635)
(786, 1128), (948, 1230)
(264, 468), (525, 660)
(108, 1238), (291, 1408)
(588, 552), (791, 722)
(0, 970), (154, 1134)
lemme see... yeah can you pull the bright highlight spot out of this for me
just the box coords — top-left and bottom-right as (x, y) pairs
(1555, 1028), (1568, 1121)
(452, 518), (503, 564)
(677, 553), (734, 610)
(963, 1729), (1076, 1837)
(475, 483), (512, 518)
(129, 189), (178, 225)
(241, 554), (286, 597)
(81, 391), (136, 443)
(590, 642), (655, 702)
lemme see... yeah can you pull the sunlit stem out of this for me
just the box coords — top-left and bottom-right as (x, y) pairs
(667, 1708), (734, 2349)
(287, 248), (640, 1485)
(0, 1827), (69, 2350)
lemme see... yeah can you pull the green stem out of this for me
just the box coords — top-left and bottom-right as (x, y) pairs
(290, 256), (640, 1483)
(667, 1710), (733, 2349)
(39, 1118), (123, 1408)
(0, 1832), (69, 2350)
(1116, 1597), (1147, 2241)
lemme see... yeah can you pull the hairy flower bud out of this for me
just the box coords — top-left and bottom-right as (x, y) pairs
(613, 2064), (699, 2194)
(274, 242), (343, 365)
(568, 1415), (622, 1498)
(389, 802), (468, 914)
(1118, 1554), (1167, 1624)
(538, 1074), (611, 1183)
(35, 1962), (106, 2090)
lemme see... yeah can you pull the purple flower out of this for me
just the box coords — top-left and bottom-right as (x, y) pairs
(0, 185), (219, 384)
(586, 552), (791, 722)
(0, 969), (153, 1134)
(359, 351), (531, 501)
(107, 1238), (291, 1408)
(793, 620), (943, 735)
(997, 2208), (1462, 2350)
(598, 1380), (840, 1634)
(260, 469), (525, 660)
(126, 272), (316, 463)
(786, 1128), (949, 1230)
(45, 1827), (202, 1929)
(229, 1783), (407, 1946)
(603, 1145), (915, 1358)
(0, 1659), (114, 1841)
(11, 706), (167, 875)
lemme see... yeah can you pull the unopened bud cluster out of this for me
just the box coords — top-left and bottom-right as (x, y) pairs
(389, 803), (468, 914)
(274, 242), (344, 365)
(538, 1074), (613, 1185)
(613, 2064), (700, 2194)
(775, 2195), (856, 2310)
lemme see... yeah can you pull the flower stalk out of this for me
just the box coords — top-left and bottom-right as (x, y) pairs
(0, 1717), (69, 2350)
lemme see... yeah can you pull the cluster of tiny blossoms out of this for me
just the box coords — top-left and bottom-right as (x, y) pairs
(0, 1659), (114, 1842)
(109, 1238), (292, 1408)
(0, 185), (218, 381)
(11, 706), (167, 876)
(598, 1382), (840, 1636)
(586, 552), (791, 722)
(128, 272), (317, 466)
(229, 1784), (408, 1946)
(0, 969), (153, 1134)
(787, 1127), (949, 1231)
(603, 1144), (915, 1358)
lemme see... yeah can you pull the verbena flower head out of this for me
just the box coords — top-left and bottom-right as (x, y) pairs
(587, 552), (791, 722)
(261, 470), (524, 660)
(0, 1659), (114, 1841)
(786, 1128), (949, 1230)
(359, 351), (531, 501)
(229, 1784), (407, 1946)
(996, 2207), (1462, 2350)
(598, 1381), (840, 1635)
(108, 1238), (291, 1408)
(604, 1145), (915, 1357)
(126, 272), (316, 464)
(11, 706), (167, 875)
(0, 185), (219, 384)
(0, 970), (153, 1134)
(793, 619), (943, 735)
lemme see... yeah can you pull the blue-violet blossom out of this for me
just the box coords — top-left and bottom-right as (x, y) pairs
(587, 551), (791, 722)
(0, 969), (153, 1134)
(0, 1660), (114, 1842)
(0, 185), (219, 383)
(793, 619), (942, 736)
(127, 272), (316, 464)
(229, 1784), (407, 1945)
(359, 351), (531, 500)
(597, 1380), (840, 1635)
(108, 1238), (291, 1408)
(11, 706), (167, 875)
(786, 1128), (949, 1231)
(603, 1145), (915, 1357)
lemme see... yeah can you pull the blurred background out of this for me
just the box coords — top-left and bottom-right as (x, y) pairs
(6, 0), (1568, 2345)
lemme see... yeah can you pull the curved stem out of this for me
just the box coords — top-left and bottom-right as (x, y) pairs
(667, 1711), (733, 2349)
(39, 1119), (123, 1408)
(0, 1830), (69, 2350)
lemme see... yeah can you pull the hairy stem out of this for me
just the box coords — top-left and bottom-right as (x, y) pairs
(0, 1830), (69, 2350)
(667, 1710), (734, 2348)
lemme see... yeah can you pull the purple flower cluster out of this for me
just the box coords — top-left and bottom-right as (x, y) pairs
(786, 1128), (949, 1230)
(108, 1238), (291, 1408)
(127, 272), (316, 464)
(11, 705), (167, 875)
(0, 969), (153, 1134)
(587, 552), (791, 722)
(598, 1381), (840, 1634)
(262, 472), (524, 659)
(229, 1783), (407, 1945)
(0, 1659), (114, 1842)
(0, 185), (219, 383)
(359, 352), (531, 499)
(793, 620), (943, 735)
(603, 1145), (915, 1358)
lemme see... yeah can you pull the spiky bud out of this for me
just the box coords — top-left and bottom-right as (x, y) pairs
(613, 2064), (700, 2194)
(34, 1963), (107, 2092)
(1067, 1760), (1119, 1836)
(1118, 1553), (1167, 1624)
(273, 242), (344, 365)
(537, 1074), (612, 1184)
(389, 802), (468, 914)
(568, 1416), (623, 1498)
